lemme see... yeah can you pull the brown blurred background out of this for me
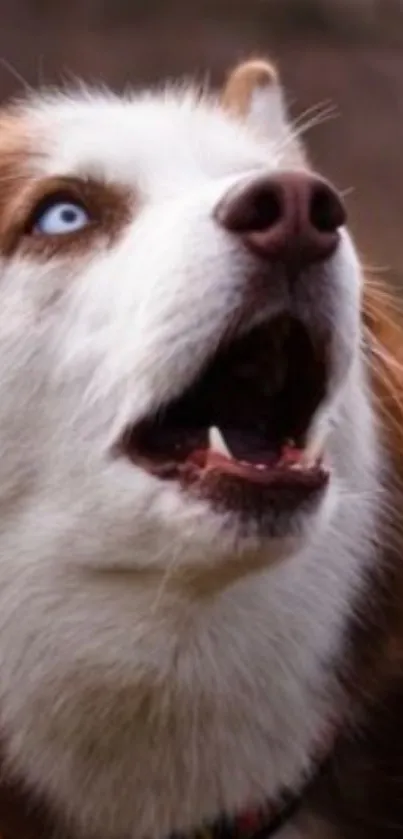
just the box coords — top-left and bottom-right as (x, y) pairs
(0, 0), (402, 281)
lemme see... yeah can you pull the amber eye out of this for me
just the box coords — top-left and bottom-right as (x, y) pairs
(28, 196), (92, 236)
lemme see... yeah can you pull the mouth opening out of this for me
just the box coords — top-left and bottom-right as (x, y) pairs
(119, 315), (330, 494)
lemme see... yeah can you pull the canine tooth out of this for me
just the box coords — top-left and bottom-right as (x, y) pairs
(208, 426), (232, 458)
(301, 438), (324, 469)
(302, 414), (329, 468)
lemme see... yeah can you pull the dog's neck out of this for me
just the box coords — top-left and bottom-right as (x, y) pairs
(0, 718), (337, 839)
(2, 529), (371, 839)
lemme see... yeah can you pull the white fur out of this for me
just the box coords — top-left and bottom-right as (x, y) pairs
(0, 77), (382, 839)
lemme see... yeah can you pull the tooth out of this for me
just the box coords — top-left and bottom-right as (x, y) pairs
(208, 426), (233, 458)
(301, 436), (325, 468)
(301, 416), (329, 469)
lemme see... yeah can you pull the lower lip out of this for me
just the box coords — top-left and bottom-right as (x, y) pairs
(178, 458), (330, 527)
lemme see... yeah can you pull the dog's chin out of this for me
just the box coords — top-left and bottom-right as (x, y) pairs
(184, 456), (330, 538)
(207, 472), (333, 549)
(119, 441), (336, 593)
(149, 478), (334, 593)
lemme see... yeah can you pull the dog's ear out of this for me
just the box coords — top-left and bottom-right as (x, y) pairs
(221, 59), (306, 166)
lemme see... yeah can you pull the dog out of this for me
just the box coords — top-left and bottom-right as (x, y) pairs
(0, 57), (400, 839)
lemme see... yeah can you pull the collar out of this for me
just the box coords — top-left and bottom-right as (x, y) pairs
(170, 765), (326, 839)
(171, 720), (338, 839)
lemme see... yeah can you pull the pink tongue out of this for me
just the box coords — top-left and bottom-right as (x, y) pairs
(277, 441), (304, 467)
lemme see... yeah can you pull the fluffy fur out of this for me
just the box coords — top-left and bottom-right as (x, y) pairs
(0, 59), (399, 839)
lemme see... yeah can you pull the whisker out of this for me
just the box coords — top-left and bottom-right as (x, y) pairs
(150, 549), (182, 615)
(274, 103), (338, 159)
(340, 186), (356, 199)
(291, 98), (336, 130)
(0, 56), (33, 93)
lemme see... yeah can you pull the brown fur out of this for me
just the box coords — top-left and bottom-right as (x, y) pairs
(303, 284), (403, 839)
(0, 114), (133, 258)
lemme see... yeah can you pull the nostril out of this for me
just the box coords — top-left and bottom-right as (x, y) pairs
(246, 187), (283, 233)
(215, 180), (284, 234)
(309, 184), (346, 234)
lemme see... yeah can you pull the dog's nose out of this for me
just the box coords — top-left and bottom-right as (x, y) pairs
(214, 172), (346, 267)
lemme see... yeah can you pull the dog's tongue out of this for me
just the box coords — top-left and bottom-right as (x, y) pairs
(187, 427), (309, 485)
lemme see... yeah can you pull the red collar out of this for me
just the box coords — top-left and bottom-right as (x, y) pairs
(170, 762), (327, 839)
(171, 719), (338, 839)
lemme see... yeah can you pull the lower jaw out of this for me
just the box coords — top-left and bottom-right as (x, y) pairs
(184, 464), (329, 521)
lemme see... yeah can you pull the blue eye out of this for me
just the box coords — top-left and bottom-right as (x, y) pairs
(33, 200), (91, 235)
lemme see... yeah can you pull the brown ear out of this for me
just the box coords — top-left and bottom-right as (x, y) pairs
(221, 58), (306, 167)
(222, 59), (279, 119)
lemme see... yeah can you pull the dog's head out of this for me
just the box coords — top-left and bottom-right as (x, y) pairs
(0, 61), (377, 585)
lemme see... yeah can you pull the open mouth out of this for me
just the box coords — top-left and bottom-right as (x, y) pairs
(119, 315), (330, 513)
